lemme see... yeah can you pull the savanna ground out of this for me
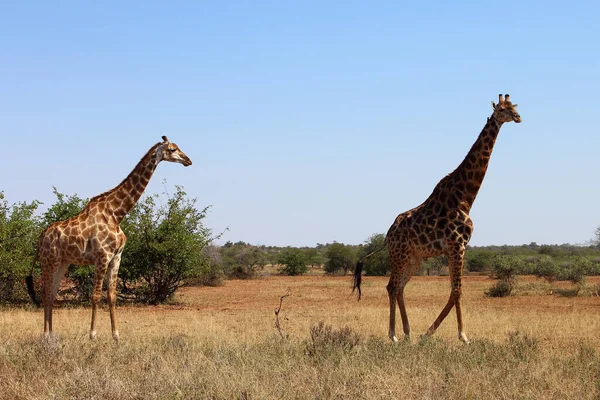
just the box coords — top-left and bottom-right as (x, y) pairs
(1, 274), (600, 399)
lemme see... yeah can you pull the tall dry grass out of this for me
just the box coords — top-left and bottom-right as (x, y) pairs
(1, 275), (599, 399)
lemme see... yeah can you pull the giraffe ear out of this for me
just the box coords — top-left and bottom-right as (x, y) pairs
(512, 104), (518, 108)
(161, 135), (170, 143)
(491, 101), (497, 110)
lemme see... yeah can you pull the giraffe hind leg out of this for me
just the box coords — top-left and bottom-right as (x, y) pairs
(44, 261), (69, 339)
(106, 250), (123, 343)
(90, 257), (110, 340)
(396, 285), (411, 340)
(386, 280), (399, 342)
(424, 246), (470, 343)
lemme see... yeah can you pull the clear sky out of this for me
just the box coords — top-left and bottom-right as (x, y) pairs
(2, 1), (599, 247)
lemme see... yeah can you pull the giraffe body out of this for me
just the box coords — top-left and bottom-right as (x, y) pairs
(354, 94), (521, 343)
(28, 136), (192, 342)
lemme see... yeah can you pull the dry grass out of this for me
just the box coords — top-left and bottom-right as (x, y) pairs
(1, 275), (600, 399)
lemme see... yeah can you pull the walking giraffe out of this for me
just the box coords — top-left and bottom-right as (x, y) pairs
(26, 136), (192, 342)
(354, 94), (522, 343)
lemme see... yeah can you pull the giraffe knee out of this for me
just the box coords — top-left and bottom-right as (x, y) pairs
(107, 292), (116, 305)
(91, 293), (102, 304)
(387, 281), (395, 295)
(452, 287), (462, 298)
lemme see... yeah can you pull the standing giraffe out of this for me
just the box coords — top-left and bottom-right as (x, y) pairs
(26, 136), (192, 342)
(354, 94), (521, 343)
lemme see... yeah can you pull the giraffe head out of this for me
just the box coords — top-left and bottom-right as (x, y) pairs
(491, 94), (521, 123)
(157, 136), (193, 166)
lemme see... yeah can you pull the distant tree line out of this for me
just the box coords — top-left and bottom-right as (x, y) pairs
(2, 188), (600, 304)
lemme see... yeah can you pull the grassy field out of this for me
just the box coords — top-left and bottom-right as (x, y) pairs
(1, 275), (600, 399)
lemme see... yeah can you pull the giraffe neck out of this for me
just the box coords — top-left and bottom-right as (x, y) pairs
(426, 113), (504, 213)
(449, 113), (503, 211)
(89, 143), (162, 224)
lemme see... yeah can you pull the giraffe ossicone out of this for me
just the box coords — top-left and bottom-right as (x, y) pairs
(27, 137), (192, 342)
(354, 94), (522, 343)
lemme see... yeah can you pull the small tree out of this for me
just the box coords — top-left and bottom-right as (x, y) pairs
(42, 187), (87, 226)
(559, 256), (592, 295)
(303, 248), (325, 268)
(465, 249), (495, 272)
(358, 233), (390, 276)
(486, 255), (524, 297)
(0, 193), (41, 302)
(221, 243), (267, 279)
(324, 242), (356, 275)
(532, 255), (559, 283)
(278, 248), (308, 276)
(421, 256), (446, 276)
(595, 226), (600, 248)
(193, 244), (225, 286)
(119, 186), (214, 304)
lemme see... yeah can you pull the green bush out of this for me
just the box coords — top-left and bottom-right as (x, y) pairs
(531, 255), (559, 283)
(485, 280), (513, 297)
(465, 249), (495, 272)
(486, 255), (525, 297)
(324, 242), (356, 275)
(358, 233), (390, 276)
(278, 248), (308, 276)
(0, 193), (41, 303)
(119, 186), (214, 304)
(220, 242), (267, 279)
(558, 257), (592, 295)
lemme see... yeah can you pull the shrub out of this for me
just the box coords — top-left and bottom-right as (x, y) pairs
(278, 248), (308, 276)
(485, 255), (524, 297)
(324, 242), (356, 275)
(532, 255), (559, 283)
(420, 256), (446, 276)
(119, 186), (214, 304)
(68, 265), (95, 302)
(0, 193), (41, 303)
(558, 257), (592, 295)
(465, 249), (495, 272)
(221, 243), (266, 279)
(358, 233), (391, 276)
(306, 321), (362, 358)
(485, 280), (513, 297)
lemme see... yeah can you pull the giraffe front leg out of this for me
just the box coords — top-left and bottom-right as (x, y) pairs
(107, 251), (123, 343)
(450, 247), (470, 344)
(90, 260), (109, 340)
(424, 292), (455, 338)
(396, 285), (411, 341)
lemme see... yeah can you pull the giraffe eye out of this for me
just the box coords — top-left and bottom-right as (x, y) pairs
(168, 148), (176, 152)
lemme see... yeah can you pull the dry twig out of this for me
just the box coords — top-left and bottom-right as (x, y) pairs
(274, 290), (291, 339)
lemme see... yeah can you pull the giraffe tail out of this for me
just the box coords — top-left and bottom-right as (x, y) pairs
(352, 239), (388, 301)
(25, 275), (40, 307)
(26, 233), (43, 307)
(353, 260), (365, 300)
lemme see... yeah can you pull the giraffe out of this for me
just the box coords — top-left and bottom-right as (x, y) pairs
(353, 94), (521, 343)
(26, 136), (192, 342)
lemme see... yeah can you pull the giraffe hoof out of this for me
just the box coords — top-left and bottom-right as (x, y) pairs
(419, 333), (432, 342)
(459, 332), (470, 344)
(390, 336), (399, 343)
(112, 332), (120, 343)
(89, 331), (97, 341)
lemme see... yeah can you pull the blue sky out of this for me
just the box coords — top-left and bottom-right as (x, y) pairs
(2, 1), (599, 247)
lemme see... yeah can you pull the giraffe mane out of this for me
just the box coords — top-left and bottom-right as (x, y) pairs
(86, 141), (163, 205)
